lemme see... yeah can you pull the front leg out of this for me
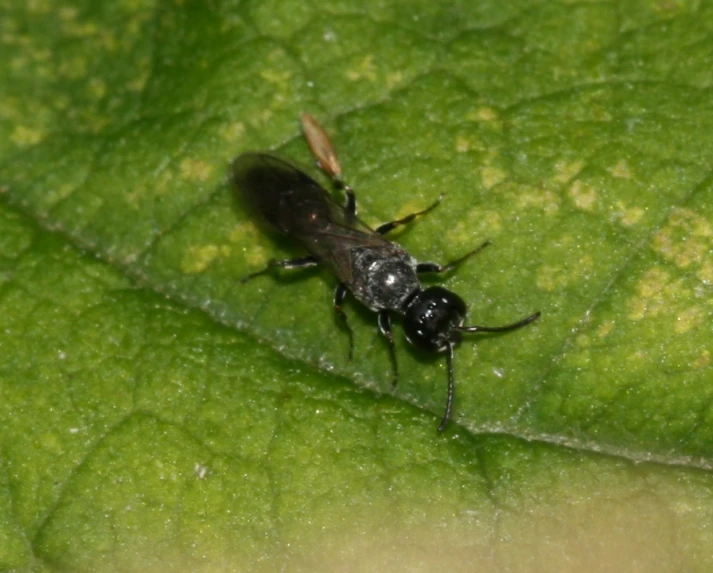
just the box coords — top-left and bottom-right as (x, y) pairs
(378, 310), (399, 387)
(416, 240), (490, 274)
(375, 195), (443, 236)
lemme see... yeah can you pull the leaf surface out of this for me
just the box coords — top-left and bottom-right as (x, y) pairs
(2, 0), (713, 570)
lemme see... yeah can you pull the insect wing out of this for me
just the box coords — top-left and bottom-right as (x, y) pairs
(233, 153), (389, 283)
(296, 208), (391, 286)
(234, 153), (321, 234)
(274, 165), (389, 285)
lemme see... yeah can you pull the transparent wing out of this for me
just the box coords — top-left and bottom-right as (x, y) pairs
(234, 153), (390, 284)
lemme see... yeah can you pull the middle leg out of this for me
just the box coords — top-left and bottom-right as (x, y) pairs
(375, 195), (443, 236)
(416, 240), (491, 274)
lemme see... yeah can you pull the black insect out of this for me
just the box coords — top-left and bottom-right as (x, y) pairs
(233, 113), (540, 431)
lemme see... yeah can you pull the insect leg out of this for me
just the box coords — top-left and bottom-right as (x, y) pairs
(377, 310), (399, 387)
(438, 342), (456, 432)
(333, 283), (354, 360)
(416, 240), (490, 274)
(239, 255), (319, 283)
(375, 195), (443, 236)
(334, 180), (357, 219)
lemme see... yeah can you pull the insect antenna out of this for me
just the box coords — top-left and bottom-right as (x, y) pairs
(438, 342), (456, 432)
(438, 312), (539, 431)
(457, 311), (541, 334)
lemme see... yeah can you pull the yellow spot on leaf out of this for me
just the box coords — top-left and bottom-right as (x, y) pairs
(152, 169), (175, 197)
(627, 349), (647, 363)
(568, 180), (597, 212)
(64, 20), (99, 39)
(674, 306), (704, 334)
(89, 78), (106, 99)
(101, 31), (118, 52)
(468, 106), (498, 122)
(220, 121), (246, 143)
(627, 298), (646, 320)
(46, 183), (75, 204)
(41, 431), (62, 453)
(260, 69), (291, 84)
(182, 245), (220, 274)
(651, 208), (712, 269)
(483, 210), (502, 231)
(27, 0), (51, 14)
(481, 166), (506, 189)
(515, 185), (560, 214)
(59, 6), (78, 20)
(597, 320), (614, 338)
(608, 159), (632, 179)
(255, 108), (274, 124)
(345, 55), (376, 82)
(621, 206), (644, 226)
(386, 71), (403, 89)
(455, 136), (471, 153)
(446, 208), (501, 244)
(671, 208), (713, 236)
(128, 71), (148, 92)
(229, 223), (256, 242)
(11, 125), (45, 146)
(698, 260), (713, 284)
(637, 267), (669, 299)
(536, 264), (566, 292)
(627, 267), (701, 325)
(611, 200), (644, 227)
(10, 56), (28, 72)
(553, 160), (584, 184)
(693, 350), (710, 369)
(180, 158), (213, 182)
(231, 224), (270, 268)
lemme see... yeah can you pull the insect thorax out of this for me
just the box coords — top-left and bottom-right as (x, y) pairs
(350, 247), (420, 311)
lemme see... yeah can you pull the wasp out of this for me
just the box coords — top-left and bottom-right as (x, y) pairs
(233, 113), (540, 431)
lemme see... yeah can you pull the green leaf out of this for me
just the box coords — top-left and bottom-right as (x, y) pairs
(2, 0), (713, 570)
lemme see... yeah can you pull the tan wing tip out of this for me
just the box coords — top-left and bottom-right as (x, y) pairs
(300, 112), (343, 179)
